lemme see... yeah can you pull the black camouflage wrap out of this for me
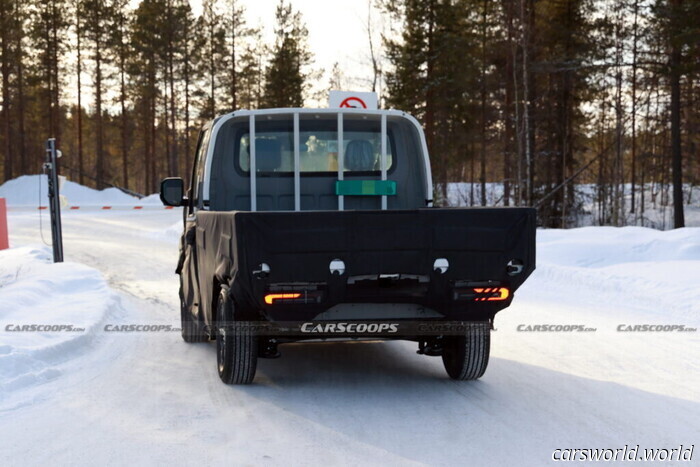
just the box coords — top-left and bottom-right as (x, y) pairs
(179, 207), (536, 327)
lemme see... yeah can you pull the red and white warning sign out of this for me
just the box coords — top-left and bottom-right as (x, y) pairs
(329, 90), (378, 110)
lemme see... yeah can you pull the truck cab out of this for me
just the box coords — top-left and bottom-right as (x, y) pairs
(192, 108), (432, 213)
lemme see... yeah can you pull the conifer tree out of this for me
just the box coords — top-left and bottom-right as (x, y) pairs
(261, 0), (311, 108)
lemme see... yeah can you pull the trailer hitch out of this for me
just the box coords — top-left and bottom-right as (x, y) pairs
(417, 338), (443, 357)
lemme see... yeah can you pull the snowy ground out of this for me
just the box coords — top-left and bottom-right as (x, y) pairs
(0, 178), (699, 465)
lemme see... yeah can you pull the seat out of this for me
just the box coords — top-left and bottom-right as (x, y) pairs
(345, 140), (376, 171)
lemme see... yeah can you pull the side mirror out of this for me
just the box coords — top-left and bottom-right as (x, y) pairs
(160, 177), (186, 207)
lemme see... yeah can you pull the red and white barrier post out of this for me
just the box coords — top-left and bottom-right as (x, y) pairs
(0, 197), (8, 250)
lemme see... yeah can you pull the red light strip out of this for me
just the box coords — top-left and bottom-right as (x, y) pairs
(472, 287), (510, 301)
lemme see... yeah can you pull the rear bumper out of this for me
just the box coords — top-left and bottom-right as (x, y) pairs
(258, 295), (513, 322)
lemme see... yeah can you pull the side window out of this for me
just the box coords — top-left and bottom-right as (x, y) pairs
(191, 128), (211, 208)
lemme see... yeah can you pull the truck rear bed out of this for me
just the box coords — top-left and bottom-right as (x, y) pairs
(195, 207), (536, 322)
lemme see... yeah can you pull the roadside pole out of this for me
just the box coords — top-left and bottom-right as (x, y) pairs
(0, 197), (8, 250)
(44, 138), (64, 262)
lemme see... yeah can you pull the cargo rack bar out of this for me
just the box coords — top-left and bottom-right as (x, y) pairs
(337, 112), (344, 211)
(249, 114), (257, 211)
(381, 113), (387, 210)
(293, 112), (301, 211)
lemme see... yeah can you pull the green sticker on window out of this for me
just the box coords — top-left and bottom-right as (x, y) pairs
(335, 180), (397, 196)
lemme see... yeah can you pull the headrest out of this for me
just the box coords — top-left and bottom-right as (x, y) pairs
(345, 140), (376, 171)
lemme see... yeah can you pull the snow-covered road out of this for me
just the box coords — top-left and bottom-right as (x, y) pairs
(1, 209), (699, 466)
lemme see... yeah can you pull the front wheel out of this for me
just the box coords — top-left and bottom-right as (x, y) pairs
(441, 323), (490, 380)
(215, 288), (258, 384)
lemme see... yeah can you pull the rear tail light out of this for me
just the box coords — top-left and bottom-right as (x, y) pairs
(263, 290), (324, 305)
(453, 287), (510, 302)
(473, 287), (510, 301)
(264, 293), (301, 305)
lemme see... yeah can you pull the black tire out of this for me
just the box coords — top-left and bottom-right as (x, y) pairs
(216, 289), (258, 384)
(180, 280), (208, 343)
(441, 323), (490, 380)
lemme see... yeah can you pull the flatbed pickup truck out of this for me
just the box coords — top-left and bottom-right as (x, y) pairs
(160, 108), (535, 384)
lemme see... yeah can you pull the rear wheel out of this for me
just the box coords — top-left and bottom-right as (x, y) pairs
(215, 288), (258, 384)
(441, 323), (490, 380)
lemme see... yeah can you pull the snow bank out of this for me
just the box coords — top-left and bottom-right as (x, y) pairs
(0, 175), (142, 206)
(0, 245), (116, 393)
(537, 226), (700, 267)
(522, 226), (700, 325)
(139, 193), (166, 205)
